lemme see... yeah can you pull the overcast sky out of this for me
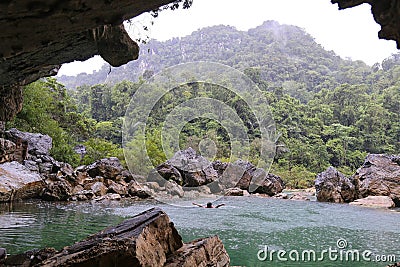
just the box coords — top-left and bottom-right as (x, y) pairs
(58, 0), (399, 76)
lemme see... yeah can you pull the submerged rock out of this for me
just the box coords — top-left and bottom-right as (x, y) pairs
(349, 196), (395, 209)
(315, 166), (356, 203)
(1, 208), (230, 267)
(0, 161), (44, 202)
(224, 187), (250, 196)
(353, 154), (400, 206)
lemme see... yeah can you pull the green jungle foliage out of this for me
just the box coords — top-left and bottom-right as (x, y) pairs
(9, 22), (400, 188)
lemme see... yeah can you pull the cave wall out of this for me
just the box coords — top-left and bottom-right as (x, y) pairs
(0, 0), (176, 122)
(332, 0), (400, 48)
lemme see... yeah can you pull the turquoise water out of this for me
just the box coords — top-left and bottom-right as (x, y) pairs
(0, 197), (399, 266)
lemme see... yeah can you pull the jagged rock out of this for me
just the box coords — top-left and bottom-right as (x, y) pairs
(41, 180), (72, 201)
(0, 138), (16, 163)
(128, 180), (151, 199)
(224, 187), (250, 196)
(86, 157), (124, 180)
(233, 159), (257, 190)
(183, 165), (218, 187)
(0, 133), (27, 163)
(165, 236), (230, 267)
(155, 163), (183, 185)
(254, 173), (285, 196)
(0, 161), (44, 202)
(71, 185), (84, 195)
(90, 182), (108, 197)
(165, 180), (185, 197)
(5, 128), (52, 156)
(23, 160), (39, 172)
(315, 166), (356, 203)
(349, 196), (395, 209)
(212, 160), (228, 176)
(353, 154), (400, 206)
(105, 179), (128, 196)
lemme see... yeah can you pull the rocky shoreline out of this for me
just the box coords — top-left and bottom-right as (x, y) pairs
(315, 154), (400, 209)
(1, 131), (287, 203)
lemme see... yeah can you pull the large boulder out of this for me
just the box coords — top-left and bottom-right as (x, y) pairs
(85, 157), (125, 180)
(0, 161), (44, 202)
(5, 128), (52, 156)
(353, 154), (400, 206)
(315, 166), (356, 203)
(155, 148), (218, 187)
(233, 159), (257, 190)
(2, 208), (230, 267)
(254, 173), (285, 196)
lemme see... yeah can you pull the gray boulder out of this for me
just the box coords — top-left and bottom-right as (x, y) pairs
(85, 157), (124, 180)
(353, 154), (400, 206)
(255, 173), (285, 196)
(5, 128), (52, 156)
(315, 166), (356, 203)
(0, 161), (44, 202)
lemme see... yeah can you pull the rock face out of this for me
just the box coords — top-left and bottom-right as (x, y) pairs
(332, 0), (400, 48)
(353, 154), (400, 206)
(0, 161), (44, 202)
(315, 166), (356, 203)
(0, 0), (186, 121)
(2, 208), (230, 267)
(349, 196), (395, 209)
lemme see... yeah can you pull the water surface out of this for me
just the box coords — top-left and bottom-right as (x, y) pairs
(0, 197), (399, 266)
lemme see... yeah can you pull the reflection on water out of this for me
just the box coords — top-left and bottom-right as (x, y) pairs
(0, 197), (399, 266)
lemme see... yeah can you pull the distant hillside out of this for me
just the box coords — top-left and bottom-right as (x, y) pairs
(57, 21), (374, 101)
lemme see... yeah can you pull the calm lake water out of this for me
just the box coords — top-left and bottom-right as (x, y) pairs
(0, 197), (399, 266)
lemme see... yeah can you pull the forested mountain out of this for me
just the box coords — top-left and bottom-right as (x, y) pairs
(8, 21), (399, 189)
(58, 21), (376, 102)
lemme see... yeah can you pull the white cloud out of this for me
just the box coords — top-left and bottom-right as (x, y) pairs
(57, 0), (398, 76)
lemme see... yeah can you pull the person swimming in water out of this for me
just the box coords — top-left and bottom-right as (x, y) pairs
(192, 202), (225, 208)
